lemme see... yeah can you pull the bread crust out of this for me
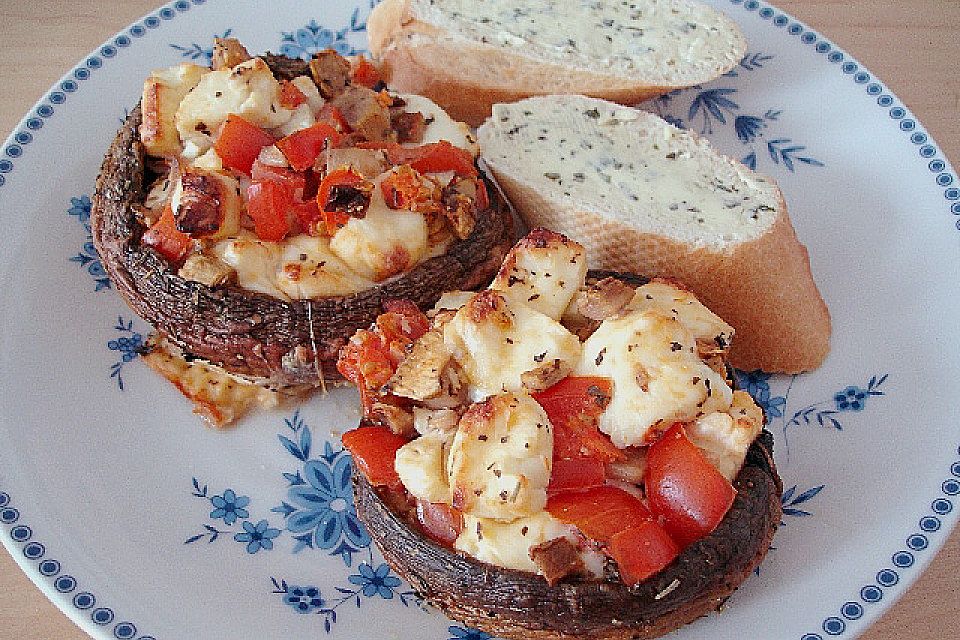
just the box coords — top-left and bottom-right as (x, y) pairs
(368, 0), (744, 127)
(354, 430), (782, 640)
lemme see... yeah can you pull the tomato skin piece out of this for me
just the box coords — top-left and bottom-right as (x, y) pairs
(547, 457), (606, 494)
(351, 56), (382, 89)
(341, 426), (409, 488)
(547, 485), (653, 543)
(416, 500), (463, 547)
(276, 123), (341, 171)
(246, 181), (293, 242)
(251, 160), (307, 194)
(316, 167), (367, 233)
(214, 114), (274, 175)
(533, 377), (624, 463)
(279, 80), (306, 109)
(608, 521), (680, 585)
(142, 205), (192, 264)
(358, 140), (478, 177)
(645, 423), (737, 548)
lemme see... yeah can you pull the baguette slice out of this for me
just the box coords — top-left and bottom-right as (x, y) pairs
(477, 95), (831, 373)
(367, 0), (747, 126)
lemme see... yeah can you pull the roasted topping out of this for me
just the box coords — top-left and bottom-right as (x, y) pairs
(381, 165), (441, 213)
(384, 328), (452, 401)
(393, 111), (427, 144)
(309, 49), (351, 99)
(323, 147), (389, 178)
(370, 402), (416, 438)
(330, 85), (394, 142)
(440, 175), (486, 240)
(177, 253), (234, 287)
(529, 537), (587, 587)
(172, 168), (241, 239)
(327, 182), (374, 216)
(577, 277), (636, 321)
(211, 37), (251, 71)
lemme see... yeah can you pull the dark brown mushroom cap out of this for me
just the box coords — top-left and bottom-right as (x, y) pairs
(91, 104), (513, 388)
(353, 430), (781, 640)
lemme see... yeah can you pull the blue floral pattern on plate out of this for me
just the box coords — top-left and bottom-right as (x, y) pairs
(648, 52), (825, 172)
(279, 3), (376, 60)
(170, 29), (234, 63)
(68, 195), (111, 292)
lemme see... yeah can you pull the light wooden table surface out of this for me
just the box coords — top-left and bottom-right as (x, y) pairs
(0, 1), (957, 638)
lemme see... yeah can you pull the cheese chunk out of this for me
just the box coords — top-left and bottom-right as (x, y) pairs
(395, 432), (451, 504)
(687, 390), (763, 480)
(398, 93), (478, 155)
(276, 235), (375, 298)
(328, 173), (429, 281)
(291, 75), (325, 114)
(575, 307), (731, 448)
(448, 392), (552, 520)
(490, 228), (587, 321)
(176, 57), (292, 154)
(170, 168), (242, 240)
(211, 233), (286, 299)
(629, 281), (733, 354)
(443, 290), (581, 401)
(455, 512), (573, 573)
(141, 63), (209, 157)
(274, 102), (316, 137)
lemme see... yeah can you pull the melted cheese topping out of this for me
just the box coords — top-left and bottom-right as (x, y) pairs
(443, 291), (582, 402)
(686, 390), (763, 480)
(176, 57), (292, 154)
(141, 337), (279, 427)
(211, 233), (285, 298)
(276, 235), (375, 298)
(141, 63), (209, 157)
(575, 307), (731, 448)
(448, 392), (553, 520)
(399, 93), (478, 155)
(395, 432), (451, 504)
(328, 172), (431, 282)
(415, 0), (743, 85)
(455, 512), (574, 573)
(629, 281), (733, 348)
(490, 230), (587, 321)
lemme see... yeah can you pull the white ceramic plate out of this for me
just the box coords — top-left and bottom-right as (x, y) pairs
(1, 1), (958, 639)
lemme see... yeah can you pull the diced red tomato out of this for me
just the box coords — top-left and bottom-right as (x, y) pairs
(533, 377), (624, 463)
(416, 500), (463, 547)
(338, 329), (394, 391)
(547, 457), (606, 494)
(142, 205), (192, 264)
(380, 299), (431, 343)
(279, 80), (307, 109)
(341, 426), (409, 488)
(251, 160), (307, 194)
(350, 56), (382, 89)
(317, 167), (366, 233)
(246, 181), (293, 242)
(645, 423), (736, 548)
(319, 104), (352, 134)
(547, 485), (653, 543)
(214, 114), (274, 175)
(292, 198), (322, 234)
(380, 165), (440, 213)
(359, 140), (478, 177)
(608, 521), (680, 585)
(276, 123), (341, 171)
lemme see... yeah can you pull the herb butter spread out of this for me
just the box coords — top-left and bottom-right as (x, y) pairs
(415, 0), (744, 85)
(479, 95), (781, 248)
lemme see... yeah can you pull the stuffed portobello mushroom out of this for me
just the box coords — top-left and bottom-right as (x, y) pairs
(92, 39), (512, 393)
(338, 229), (782, 639)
